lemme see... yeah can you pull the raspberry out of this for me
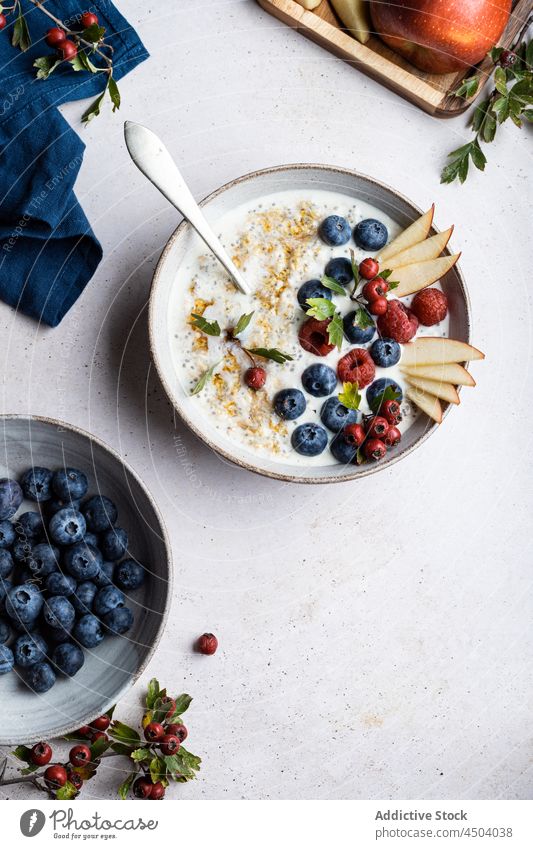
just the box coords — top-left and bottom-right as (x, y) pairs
(377, 300), (418, 343)
(411, 288), (448, 326)
(337, 348), (375, 388)
(298, 318), (335, 357)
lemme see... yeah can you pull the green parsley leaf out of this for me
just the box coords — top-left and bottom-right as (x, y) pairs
(33, 56), (62, 80)
(305, 297), (337, 320)
(12, 7), (31, 51)
(191, 361), (220, 395)
(338, 381), (361, 411)
(327, 312), (344, 350)
(233, 311), (254, 336)
(321, 274), (345, 295)
(246, 348), (293, 364)
(454, 76), (480, 99)
(190, 313), (221, 336)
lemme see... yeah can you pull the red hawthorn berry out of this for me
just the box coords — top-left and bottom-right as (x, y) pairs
(150, 781), (166, 800)
(362, 278), (388, 301)
(499, 49), (516, 68)
(30, 741), (52, 766)
(58, 40), (77, 60)
(90, 731), (108, 744)
(337, 348), (375, 388)
(77, 725), (92, 737)
(343, 423), (365, 447)
(132, 777), (153, 799)
(196, 632), (218, 655)
(81, 11), (99, 28)
(144, 722), (165, 742)
(368, 296), (388, 316)
(0, 14), (7, 31)
(45, 27), (66, 47)
(44, 764), (68, 790)
(166, 723), (188, 742)
(380, 399), (402, 426)
(66, 768), (84, 791)
(359, 258), (379, 279)
(364, 438), (387, 461)
(91, 715), (110, 731)
(385, 426), (401, 447)
(159, 734), (180, 756)
(244, 366), (266, 390)
(365, 416), (390, 439)
(69, 744), (92, 768)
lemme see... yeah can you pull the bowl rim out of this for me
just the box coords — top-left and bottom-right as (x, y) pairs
(149, 163), (472, 484)
(0, 412), (173, 744)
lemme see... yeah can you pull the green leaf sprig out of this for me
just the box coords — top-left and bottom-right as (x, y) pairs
(338, 381), (362, 411)
(442, 42), (533, 184)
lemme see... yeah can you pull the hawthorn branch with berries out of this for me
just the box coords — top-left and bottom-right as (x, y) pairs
(0, 678), (201, 800)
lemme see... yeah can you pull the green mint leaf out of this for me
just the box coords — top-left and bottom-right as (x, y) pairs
(233, 311), (254, 336)
(246, 348), (293, 364)
(190, 313), (221, 336)
(109, 721), (141, 747)
(146, 678), (161, 709)
(12, 8), (31, 51)
(191, 361), (220, 395)
(34, 56), (62, 80)
(56, 781), (78, 801)
(82, 23), (106, 43)
(327, 312), (344, 351)
(81, 82), (108, 124)
(108, 76), (121, 112)
(118, 772), (136, 800)
(338, 381), (361, 411)
(70, 51), (99, 73)
(352, 307), (374, 330)
(321, 274), (345, 295)
(130, 748), (151, 762)
(305, 297), (337, 320)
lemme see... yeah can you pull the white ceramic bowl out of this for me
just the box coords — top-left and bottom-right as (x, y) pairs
(149, 164), (471, 483)
(0, 415), (171, 744)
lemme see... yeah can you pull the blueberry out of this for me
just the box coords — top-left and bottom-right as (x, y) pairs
(83, 532), (98, 548)
(0, 520), (15, 549)
(103, 607), (134, 635)
(0, 478), (23, 521)
(51, 468), (88, 502)
(115, 559), (145, 591)
(20, 467), (53, 502)
(100, 527), (128, 562)
(0, 549), (13, 579)
(330, 433), (358, 464)
(297, 279), (332, 311)
(25, 661), (56, 693)
(13, 633), (48, 668)
(0, 645), (14, 674)
(366, 378), (403, 414)
(46, 624), (73, 644)
(354, 218), (388, 251)
(15, 511), (44, 540)
(273, 388), (306, 421)
(370, 338), (401, 368)
(46, 497), (81, 518)
(324, 257), (353, 287)
(12, 537), (33, 565)
(63, 542), (102, 582)
(0, 618), (10, 643)
(320, 397), (361, 432)
(49, 507), (86, 546)
(28, 543), (59, 578)
(94, 562), (114, 588)
(301, 363), (337, 397)
(291, 423), (328, 457)
(5, 583), (44, 624)
(74, 614), (104, 649)
(318, 215), (351, 246)
(343, 310), (375, 344)
(43, 596), (76, 631)
(0, 578), (12, 611)
(52, 642), (85, 677)
(45, 572), (77, 597)
(82, 496), (118, 533)
(94, 585), (125, 617)
(71, 581), (97, 615)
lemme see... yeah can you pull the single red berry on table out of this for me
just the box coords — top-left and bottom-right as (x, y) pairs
(144, 721), (165, 742)
(91, 715), (110, 731)
(343, 423), (366, 447)
(196, 632), (218, 655)
(132, 777), (153, 799)
(69, 744), (91, 767)
(45, 27), (66, 47)
(298, 317), (335, 357)
(81, 11), (99, 27)
(377, 299), (418, 343)
(0, 14), (7, 31)
(337, 348), (375, 388)
(77, 725), (92, 737)
(58, 40), (78, 60)
(44, 764), (68, 790)
(159, 734), (180, 756)
(90, 731), (108, 744)
(167, 723), (188, 742)
(368, 296), (388, 316)
(411, 288), (448, 326)
(30, 741), (52, 766)
(364, 438), (387, 461)
(385, 426), (402, 447)
(244, 366), (266, 390)
(150, 781), (166, 800)
(365, 415), (389, 439)
(362, 277), (388, 302)
(380, 399), (402, 426)
(66, 769), (83, 791)
(359, 257), (379, 279)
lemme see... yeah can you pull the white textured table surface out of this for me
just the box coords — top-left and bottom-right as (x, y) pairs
(1, 0), (532, 801)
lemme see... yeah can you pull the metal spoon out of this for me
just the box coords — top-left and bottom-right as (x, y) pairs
(123, 121), (250, 295)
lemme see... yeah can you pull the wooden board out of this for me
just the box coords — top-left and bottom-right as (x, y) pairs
(256, 0), (530, 117)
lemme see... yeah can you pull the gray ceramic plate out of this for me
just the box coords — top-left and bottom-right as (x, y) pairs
(0, 416), (171, 744)
(149, 164), (471, 483)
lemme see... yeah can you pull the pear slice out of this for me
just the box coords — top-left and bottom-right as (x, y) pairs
(295, 0), (322, 8)
(378, 206), (434, 263)
(401, 337), (485, 366)
(389, 253), (460, 297)
(330, 0), (371, 43)
(405, 384), (443, 423)
(401, 362), (475, 387)
(405, 375), (460, 405)
(383, 227), (453, 270)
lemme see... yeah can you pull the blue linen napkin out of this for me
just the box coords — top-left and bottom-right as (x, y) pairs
(0, 1), (148, 326)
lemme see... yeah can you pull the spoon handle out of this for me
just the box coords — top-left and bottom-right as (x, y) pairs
(124, 121), (250, 296)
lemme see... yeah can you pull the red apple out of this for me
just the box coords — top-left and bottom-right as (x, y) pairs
(369, 0), (511, 74)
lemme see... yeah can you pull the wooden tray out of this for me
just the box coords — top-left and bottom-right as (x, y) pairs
(256, 0), (530, 117)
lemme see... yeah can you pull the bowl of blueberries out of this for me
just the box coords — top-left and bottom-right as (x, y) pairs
(0, 415), (171, 744)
